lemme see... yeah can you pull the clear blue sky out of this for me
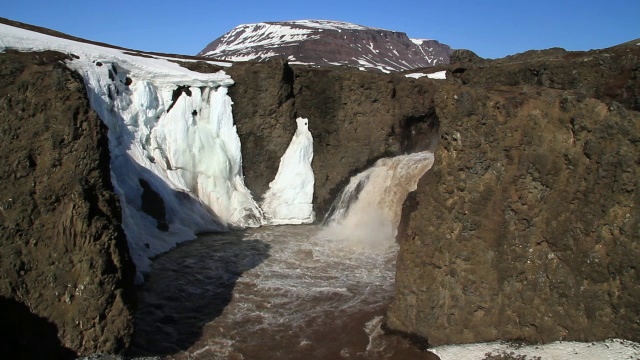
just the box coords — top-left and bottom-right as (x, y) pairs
(1, 0), (638, 59)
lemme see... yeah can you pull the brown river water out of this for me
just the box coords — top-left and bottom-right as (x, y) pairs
(129, 225), (437, 360)
(129, 152), (437, 359)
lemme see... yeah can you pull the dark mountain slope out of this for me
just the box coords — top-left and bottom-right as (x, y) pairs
(199, 20), (452, 72)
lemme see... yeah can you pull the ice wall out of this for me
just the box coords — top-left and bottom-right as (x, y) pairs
(322, 151), (434, 250)
(0, 24), (321, 281)
(77, 66), (265, 280)
(261, 118), (315, 224)
(0, 24), (268, 281)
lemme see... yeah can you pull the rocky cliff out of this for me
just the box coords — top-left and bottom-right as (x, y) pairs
(0, 50), (136, 358)
(446, 42), (640, 111)
(0, 35), (441, 359)
(199, 20), (452, 73)
(1, 17), (639, 357)
(226, 60), (440, 217)
(386, 42), (640, 346)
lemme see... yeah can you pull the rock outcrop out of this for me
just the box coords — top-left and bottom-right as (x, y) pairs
(432, 40), (640, 111)
(199, 20), (452, 73)
(386, 43), (640, 346)
(227, 60), (440, 217)
(0, 50), (136, 358)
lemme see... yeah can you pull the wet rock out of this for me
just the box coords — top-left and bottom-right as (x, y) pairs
(0, 51), (136, 357)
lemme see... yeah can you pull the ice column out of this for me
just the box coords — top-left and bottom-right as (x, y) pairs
(261, 117), (315, 225)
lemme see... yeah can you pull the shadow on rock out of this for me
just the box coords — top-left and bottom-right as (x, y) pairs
(0, 296), (77, 360)
(128, 232), (270, 356)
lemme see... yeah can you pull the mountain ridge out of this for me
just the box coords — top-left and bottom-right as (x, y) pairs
(198, 20), (453, 73)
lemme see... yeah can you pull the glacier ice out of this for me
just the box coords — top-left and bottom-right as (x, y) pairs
(75, 64), (265, 281)
(0, 24), (316, 282)
(261, 117), (315, 225)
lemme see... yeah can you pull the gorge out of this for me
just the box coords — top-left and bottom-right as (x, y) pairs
(1, 17), (639, 360)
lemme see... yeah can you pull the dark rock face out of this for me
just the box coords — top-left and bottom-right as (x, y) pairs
(447, 41), (640, 111)
(0, 51), (136, 357)
(0, 296), (77, 360)
(227, 60), (440, 217)
(386, 45), (640, 345)
(199, 20), (452, 73)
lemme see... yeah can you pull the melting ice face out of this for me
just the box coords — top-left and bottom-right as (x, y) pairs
(77, 62), (265, 280)
(0, 24), (316, 281)
(261, 117), (315, 225)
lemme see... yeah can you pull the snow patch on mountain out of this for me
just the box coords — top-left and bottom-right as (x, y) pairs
(410, 38), (433, 45)
(405, 70), (447, 79)
(204, 23), (318, 56)
(199, 20), (452, 73)
(288, 20), (372, 31)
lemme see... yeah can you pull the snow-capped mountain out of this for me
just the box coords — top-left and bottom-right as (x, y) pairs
(198, 20), (452, 73)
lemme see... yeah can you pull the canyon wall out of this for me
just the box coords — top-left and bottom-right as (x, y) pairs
(1, 26), (638, 356)
(228, 61), (440, 217)
(386, 42), (640, 346)
(0, 52), (441, 357)
(0, 51), (136, 358)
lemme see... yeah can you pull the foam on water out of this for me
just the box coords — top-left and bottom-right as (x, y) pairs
(134, 151), (438, 359)
(322, 151), (435, 251)
(133, 225), (400, 359)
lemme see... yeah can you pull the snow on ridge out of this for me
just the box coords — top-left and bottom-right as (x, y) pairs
(0, 24), (231, 87)
(287, 20), (373, 31)
(405, 70), (447, 79)
(200, 19), (451, 73)
(0, 23), (315, 281)
(205, 22), (319, 56)
(204, 19), (384, 58)
(410, 38), (433, 45)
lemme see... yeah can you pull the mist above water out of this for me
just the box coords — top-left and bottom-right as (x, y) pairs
(322, 151), (435, 251)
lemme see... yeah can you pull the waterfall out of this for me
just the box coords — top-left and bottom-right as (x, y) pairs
(321, 151), (435, 250)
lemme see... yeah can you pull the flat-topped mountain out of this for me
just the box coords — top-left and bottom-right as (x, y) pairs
(197, 20), (452, 72)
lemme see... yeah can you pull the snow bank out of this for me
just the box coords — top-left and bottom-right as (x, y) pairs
(0, 24), (314, 281)
(405, 70), (447, 79)
(261, 118), (315, 225)
(433, 338), (640, 360)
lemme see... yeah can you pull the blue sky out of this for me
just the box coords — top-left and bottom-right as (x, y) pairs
(1, 0), (638, 59)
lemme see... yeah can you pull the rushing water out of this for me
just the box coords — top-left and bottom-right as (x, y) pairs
(130, 152), (437, 359)
(132, 226), (435, 359)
